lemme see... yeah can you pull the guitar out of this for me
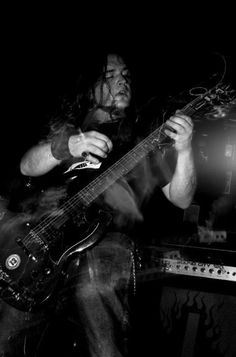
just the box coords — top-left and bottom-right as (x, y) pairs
(0, 83), (234, 311)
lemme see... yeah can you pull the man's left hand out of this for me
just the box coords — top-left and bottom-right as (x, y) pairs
(164, 111), (193, 153)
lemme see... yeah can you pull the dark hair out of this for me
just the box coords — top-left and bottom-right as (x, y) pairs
(44, 49), (138, 140)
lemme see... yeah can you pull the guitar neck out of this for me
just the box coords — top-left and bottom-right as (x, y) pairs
(77, 125), (168, 205)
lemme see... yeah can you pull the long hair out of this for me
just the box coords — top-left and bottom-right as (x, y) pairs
(46, 50), (136, 135)
(43, 49), (140, 141)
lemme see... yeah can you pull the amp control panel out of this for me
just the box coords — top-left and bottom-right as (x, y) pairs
(157, 258), (236, 281)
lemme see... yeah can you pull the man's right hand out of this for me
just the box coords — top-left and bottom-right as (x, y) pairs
(68, 130), (113, 164)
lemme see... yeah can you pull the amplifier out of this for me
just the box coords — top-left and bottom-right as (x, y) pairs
(137, 243), (236, 282)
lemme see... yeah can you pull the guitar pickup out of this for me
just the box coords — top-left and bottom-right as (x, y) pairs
(16, 237), (38, 262)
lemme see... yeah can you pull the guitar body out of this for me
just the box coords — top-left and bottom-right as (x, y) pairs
(0, 208), (111, 311)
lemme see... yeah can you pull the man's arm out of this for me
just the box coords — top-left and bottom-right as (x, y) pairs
(161, 112), (196, 209)
(20, 142), (59, 177)
(20, 130), (113, 177)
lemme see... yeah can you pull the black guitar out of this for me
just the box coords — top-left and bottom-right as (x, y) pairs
(0, 83), (234, 311)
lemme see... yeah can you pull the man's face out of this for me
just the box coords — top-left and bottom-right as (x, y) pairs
(94, 54), (132, 109)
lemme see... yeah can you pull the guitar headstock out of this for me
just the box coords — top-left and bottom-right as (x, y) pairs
(204, 83), (235, 105)
(181, 83), (236, 124)
(161, 82), (235, 124)
(198, 84), (236, 122)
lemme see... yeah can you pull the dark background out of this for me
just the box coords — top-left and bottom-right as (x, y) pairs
(2, 6), (236, 172)
(1, 7), (236, 356)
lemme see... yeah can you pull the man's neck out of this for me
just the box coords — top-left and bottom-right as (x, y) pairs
(91, 107), (126, 123)
(82, 106), (128, 132)
(93, 108), (113, 123)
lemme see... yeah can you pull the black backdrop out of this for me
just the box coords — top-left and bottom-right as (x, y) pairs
(1, 7), (236, 356)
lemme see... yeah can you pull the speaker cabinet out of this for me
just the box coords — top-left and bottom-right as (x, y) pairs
(134, 277), (236, 357)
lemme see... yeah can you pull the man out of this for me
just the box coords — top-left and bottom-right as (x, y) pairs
(20, 54), (195, 209)
(1, 52), (196, 356)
